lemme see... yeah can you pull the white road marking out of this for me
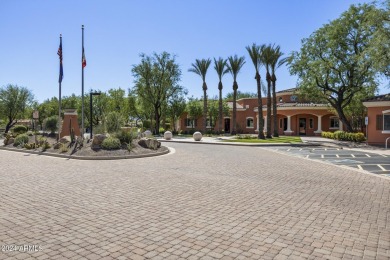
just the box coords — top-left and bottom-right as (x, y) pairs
(357, 165), (363, 170)
(306, 155), (309, 158)
(378, 165), (386, 171)
(321, 154), (324, 158)
(365, 154), (371, 157)
(381, 154), (387, 157)
(287, 149), (290, 151)
(336, 154), (340, 158)
(351, 154), (355, 158)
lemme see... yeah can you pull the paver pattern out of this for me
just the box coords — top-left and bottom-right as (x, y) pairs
(0, 143), (389, 259)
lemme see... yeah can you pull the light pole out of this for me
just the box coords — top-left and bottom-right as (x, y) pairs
(90, 90), (101, 139)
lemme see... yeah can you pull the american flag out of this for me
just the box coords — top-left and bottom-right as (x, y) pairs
(82, 47), (86, 68)
(58, 37), (63, 83)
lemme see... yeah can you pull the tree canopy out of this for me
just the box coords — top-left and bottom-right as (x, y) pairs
(288, 2), (390, 132)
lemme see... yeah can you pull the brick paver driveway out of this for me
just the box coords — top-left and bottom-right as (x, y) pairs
(0, 143), (389, 260)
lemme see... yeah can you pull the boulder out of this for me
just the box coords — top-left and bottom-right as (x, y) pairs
(193, 131), (202, 141)
(4, 138), (14, 145)
(53, 142), (62, 149)
(164, 131), (172, 140)
(143, 130), (152, 138)
(138, 138), (161, 150)
(92, 134), (107, 149)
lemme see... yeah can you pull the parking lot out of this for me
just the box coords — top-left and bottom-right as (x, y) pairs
(268, 147), (390, 177)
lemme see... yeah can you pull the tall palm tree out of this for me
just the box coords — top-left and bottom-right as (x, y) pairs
(261, 45), (273, 138)
(213, 57), (229, 133)
(246, 43), (265, 139)
(226, 55), (246, 135)
(269, 45), (286, 137)
(189, 58), (212, 133)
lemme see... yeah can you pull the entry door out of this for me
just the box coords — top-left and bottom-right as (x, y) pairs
(299, 118), (306, 135)
(224, 118), (230, 133)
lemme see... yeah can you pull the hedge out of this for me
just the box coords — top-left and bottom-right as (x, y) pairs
(321, 131), (365, 142)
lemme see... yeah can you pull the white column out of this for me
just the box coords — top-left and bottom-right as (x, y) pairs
(284, 115), (293, 135)
(339, 119), (343, 131)
(256, 115), (259, 131)
(264, 116), (267, 132)
(314, 115), (322, 134)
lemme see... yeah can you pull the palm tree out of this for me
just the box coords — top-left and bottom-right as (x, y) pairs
(269, 45), (286, 137)
(226, 55), (246, 135)
(189, 59), (212, 133)
(246, 43), (265, 139)
(261, 45), (273, 138)
(213, 57), (229, 133)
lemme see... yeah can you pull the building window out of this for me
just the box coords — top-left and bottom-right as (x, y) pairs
(309, 118), (314, 129)
(279, 118), (283, 129)
(330, 117), (339, 129)
(246, 117), (254, 128)
(384, 114), (390, 131)
(185, 118), (196, 128)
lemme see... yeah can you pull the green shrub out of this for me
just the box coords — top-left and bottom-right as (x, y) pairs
(322, 131), (365, 142)
(13, 125), (28, 134)
(41, 141), (51, 151)
(59, 143), (69, 153)
(114, 129), (134, 144)
(106, 112), (123, 133)
(26, 131), (34, 136)
(101, 136), (121, 150)
(14, 134), (29, 147)
(93, 123), (106, 134)
(24, 143), (38, 149)
(45, 116), (58, 134)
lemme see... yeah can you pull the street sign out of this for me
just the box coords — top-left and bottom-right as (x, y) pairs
(365, 116), (368, 125)
(33, 110), (39, 119)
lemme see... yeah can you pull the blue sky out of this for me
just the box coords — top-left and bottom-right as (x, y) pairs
(0, 0), (386, 103)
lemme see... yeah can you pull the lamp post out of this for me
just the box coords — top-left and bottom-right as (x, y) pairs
(90, 90), (101, 139)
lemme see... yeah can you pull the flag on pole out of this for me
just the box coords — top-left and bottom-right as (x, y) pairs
(82, 47), (86, 68)
(57, 38), (63, 83)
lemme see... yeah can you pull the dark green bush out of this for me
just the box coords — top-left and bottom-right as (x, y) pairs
(45, 116), (58, 134)
(14, 134), (29, 146)
(322, 131), (365, 142)
(101, 136), (121, 150)
(13, 125), (28, 134)
(114, 129), (134, 144)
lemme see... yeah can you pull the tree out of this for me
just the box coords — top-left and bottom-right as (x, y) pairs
(186, 98), (203, 129)
(269, 45), (286, 137)
(225, 91), (257, 100)
(213, 58), (229, 133)
(166, 92), (187, 133)
(227, 55), (246, 135)
(261, 45), (273, 138)
(288, 3), (389, 132)
(246, 43), (265, 139)
(0, 84), (34, 133)
(189, 58), (212, 133)
(132, 52), (184, 135)
(208, 97), (230, 130)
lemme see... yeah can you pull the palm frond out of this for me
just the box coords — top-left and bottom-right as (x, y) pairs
(189, 58), (211, 81)
(245, 43), (261, 71)
(213, 57), (228, 80)
(227, 55), (246, 80)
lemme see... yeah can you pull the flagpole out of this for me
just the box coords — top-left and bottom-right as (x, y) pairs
(58, 34), (63, 141)
(81, 25), (85, 138)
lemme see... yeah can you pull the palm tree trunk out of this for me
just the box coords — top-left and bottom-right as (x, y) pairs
(218, 82), (223, 134)
(256, 73), (265, 139)
(232, 81), (238, 135)
(272, 76), (278, 137)
(203, 82), (207, 133)
(266, 72), (272, 138)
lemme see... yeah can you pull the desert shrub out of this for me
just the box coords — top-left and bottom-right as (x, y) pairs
(106, 112), (123, 133)
(41, 141), (51, 151)
(101, 136), (121, 150)
(26, 131), (34, 136)
(59, 143), (69, 153)
(45, 116), (58, 134)
(14, 134), (29, 147)
(24, 143), (38, 149)
(93, 123), (106, 134)
(127, 143), (133, 152)
(13, 125), (28, 134)
(114, 129), (134, 144)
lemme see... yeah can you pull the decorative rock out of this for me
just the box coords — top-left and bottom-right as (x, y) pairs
(164, 131), (172, 140)
(138, 138), (161, 150)
(143, 130), (152, 138)
(4, 138), (14, 145)
(91, 134), (107, 149)
(53, 142), (62, 149)
(193, 131), (202, 141)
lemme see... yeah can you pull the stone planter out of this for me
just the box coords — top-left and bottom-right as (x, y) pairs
(164, 131), (172, 140)
(193, 131), (202, 141)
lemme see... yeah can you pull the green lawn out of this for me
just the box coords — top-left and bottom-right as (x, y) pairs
(223, 136), (302, 143)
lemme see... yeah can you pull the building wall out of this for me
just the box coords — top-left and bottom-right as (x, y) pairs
(366, 106), (390, 145)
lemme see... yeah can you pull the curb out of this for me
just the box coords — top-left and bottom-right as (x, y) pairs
(0, 146), (170, 160)
(159, 139), (322, 147)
